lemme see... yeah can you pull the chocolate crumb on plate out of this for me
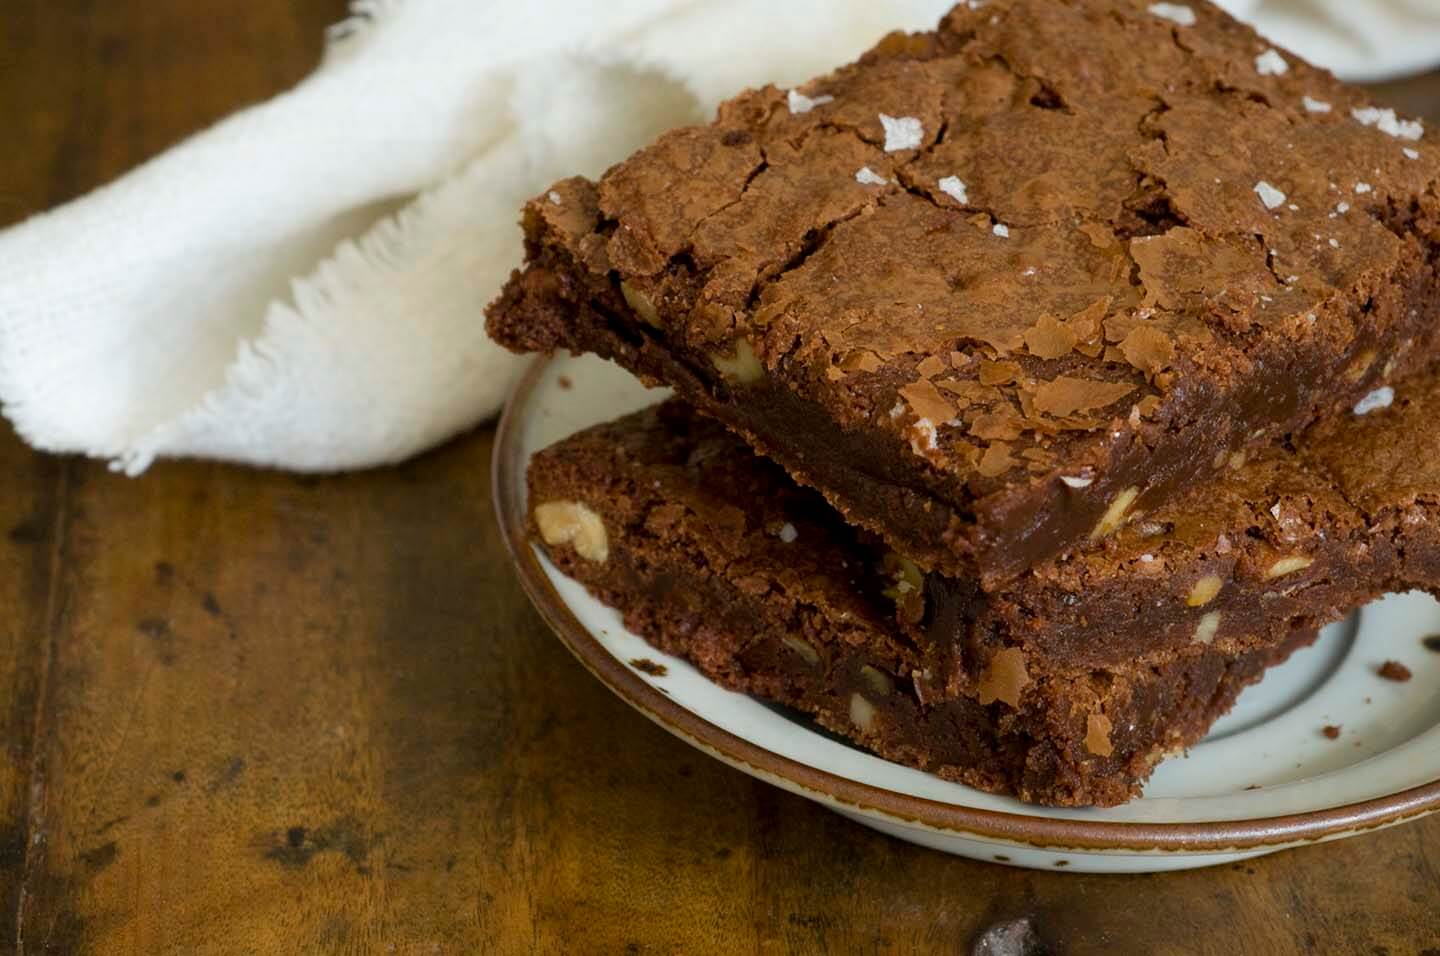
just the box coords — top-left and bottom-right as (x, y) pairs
(630, 658), (668, 677)
(1377, 660), (1413, 682)
(1322, 725), (1341, 739)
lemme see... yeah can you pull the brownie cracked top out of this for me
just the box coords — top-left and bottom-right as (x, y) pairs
(521, 0), (1436, 495)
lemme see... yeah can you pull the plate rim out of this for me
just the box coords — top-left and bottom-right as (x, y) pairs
(494, 355), (1440, 854)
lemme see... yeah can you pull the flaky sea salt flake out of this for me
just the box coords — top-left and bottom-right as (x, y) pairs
(1254, 180), (1286, 210)
(1255, 48), (1289, 76)
(547, 191), (562, 205)
(1355, 182), (1373, 194)
(879, 113), (924, 152)
(1351, 106), (1423, 141)
(938, 175), (969, 204)
(855, 166), (889, 186)
(1405, 147), (1421, 160)
(992, 223), (1010, 238)
(787, 89), (834, 115)
(1147, 3), (1195, 26)
(778, 522), (798, 544)
(1354, 387), (1394, 416)
(1302, 96), (1332, 113)
(1060, 475), (1093, 489)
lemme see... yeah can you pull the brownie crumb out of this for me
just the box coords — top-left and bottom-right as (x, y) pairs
(1243, 784), (1262, 790)
(557, 375), (573, 390)
(1377, 660), (1413, 682)
(1422, 634), (1440, 653)
(1321, 724), (1341, 739)
(630, 658), (668, 677)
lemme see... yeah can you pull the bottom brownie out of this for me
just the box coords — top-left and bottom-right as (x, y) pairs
(526, 402), (1316, 807)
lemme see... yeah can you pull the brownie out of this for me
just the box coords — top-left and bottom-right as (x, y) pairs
(527, 400), (1319, 806)
(489, 0), (1440, 586)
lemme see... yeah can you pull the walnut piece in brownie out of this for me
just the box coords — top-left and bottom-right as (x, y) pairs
(489, 0), (1440, 586)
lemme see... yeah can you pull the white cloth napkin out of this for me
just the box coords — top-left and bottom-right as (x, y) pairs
(0, 0), (1434, 474)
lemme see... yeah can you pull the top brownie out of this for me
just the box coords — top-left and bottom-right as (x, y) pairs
(487, 0), (1440, 586)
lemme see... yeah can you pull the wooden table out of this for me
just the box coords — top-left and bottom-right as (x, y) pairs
(2, 3), (1438, 953)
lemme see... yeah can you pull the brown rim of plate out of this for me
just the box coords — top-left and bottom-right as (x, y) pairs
(493, 356), (1440, 854)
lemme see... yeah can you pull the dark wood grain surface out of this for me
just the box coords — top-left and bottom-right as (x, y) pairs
(2, 3), (1438, 953)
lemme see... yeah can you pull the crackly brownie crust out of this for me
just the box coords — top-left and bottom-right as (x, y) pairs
(489, 0), (1440, 586)
(526, 401), (1316, 806)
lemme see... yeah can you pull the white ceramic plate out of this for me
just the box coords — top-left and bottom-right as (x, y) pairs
(495, 352), (1440, 873)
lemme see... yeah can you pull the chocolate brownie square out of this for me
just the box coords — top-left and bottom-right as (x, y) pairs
(490, 0), (1440, 585)
(527, 399), (1332, 806)
(525, 357), (1440, 804)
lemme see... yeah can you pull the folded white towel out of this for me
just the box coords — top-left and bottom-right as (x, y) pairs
(0, 0), (1433, 474)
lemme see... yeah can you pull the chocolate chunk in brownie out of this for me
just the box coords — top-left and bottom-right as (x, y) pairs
(490, 0), (1440, 586)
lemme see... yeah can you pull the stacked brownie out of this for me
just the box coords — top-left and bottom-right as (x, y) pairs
(488, 0), (1440, 805)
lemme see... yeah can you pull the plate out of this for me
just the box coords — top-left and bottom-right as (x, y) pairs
(494, 352), (1440, 872)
